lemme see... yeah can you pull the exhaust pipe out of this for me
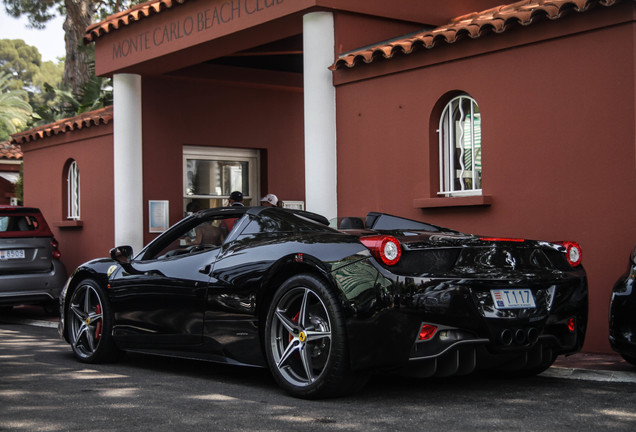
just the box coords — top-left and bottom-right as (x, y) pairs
(514, 329), (527, 345)
(527, 327), (539, 344)
(499, 329), (513, 346)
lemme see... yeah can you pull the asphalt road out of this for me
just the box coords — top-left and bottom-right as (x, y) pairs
(1, 321), (636, 432)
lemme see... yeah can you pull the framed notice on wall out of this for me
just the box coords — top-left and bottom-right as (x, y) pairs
(282, 201), (304, 210)
(149, 200), (169, 233)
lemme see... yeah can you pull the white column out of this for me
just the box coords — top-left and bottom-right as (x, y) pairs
(113, 73), (144, 252)
(303, 12), (337, 220)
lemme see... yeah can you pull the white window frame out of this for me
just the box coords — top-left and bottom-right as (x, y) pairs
(183, 146), (259, 207)
(438, 95), (482, 197)
(67, 160), (80, 220)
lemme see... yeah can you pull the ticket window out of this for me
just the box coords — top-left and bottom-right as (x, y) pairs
(183, 146), (259, 214)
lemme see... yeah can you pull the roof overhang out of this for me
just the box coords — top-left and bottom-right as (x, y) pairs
(86, 0), (507, 76)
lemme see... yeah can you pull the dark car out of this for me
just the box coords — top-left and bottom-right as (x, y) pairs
(59, 207), (587, 398)
(609, 244), (636, 365)
(0, 206), (67, 313)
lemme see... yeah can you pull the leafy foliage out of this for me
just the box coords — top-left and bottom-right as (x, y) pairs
(31, 43), (111, 125)
(2, 0), (61, 29)
(3, 0), (146, 95)
(0, 39), (41, 89)
(0, 71), (32, 139)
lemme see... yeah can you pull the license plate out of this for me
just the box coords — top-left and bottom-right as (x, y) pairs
(491, 289), (536, 309)
(0, 249), (25, 260)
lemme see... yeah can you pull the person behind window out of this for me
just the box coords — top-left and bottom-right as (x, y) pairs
(222, 191), (244, 234)
(186, 201), (201, 216)
(186, 219), (224, 246)
(229, 191), (244, 207)
(260, 193), (279, 207)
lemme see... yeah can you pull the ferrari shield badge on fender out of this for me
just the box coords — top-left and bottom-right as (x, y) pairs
(107, 265), (118, 277)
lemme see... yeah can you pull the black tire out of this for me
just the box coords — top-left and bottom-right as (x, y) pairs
(264, 274), (366, 398)
(620, 353), (636, 366)
(67, 278), (122, 363)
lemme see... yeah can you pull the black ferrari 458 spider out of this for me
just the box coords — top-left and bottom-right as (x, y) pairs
(59, 206), (587, 398)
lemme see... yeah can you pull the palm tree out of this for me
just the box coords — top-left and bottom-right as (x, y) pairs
(0, 71), (32, 134)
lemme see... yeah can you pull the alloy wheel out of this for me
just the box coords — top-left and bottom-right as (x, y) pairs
(68, 283), (104, 359)
(269, 286), (332, 388)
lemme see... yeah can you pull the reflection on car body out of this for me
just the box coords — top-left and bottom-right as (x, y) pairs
(59, 206), (587, 398)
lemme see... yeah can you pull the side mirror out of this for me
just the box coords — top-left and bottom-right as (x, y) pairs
(110, 245), (133, 264)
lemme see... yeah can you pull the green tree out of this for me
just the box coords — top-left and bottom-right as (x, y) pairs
(0, 39), (41, 90)
(0, 71), (32, 140)
(2, 0), (145, 95)
(0, 39), (65, 127)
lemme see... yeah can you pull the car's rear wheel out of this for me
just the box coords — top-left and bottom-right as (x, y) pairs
(67, 279), (121, 363)
(264, 274), (366, 398)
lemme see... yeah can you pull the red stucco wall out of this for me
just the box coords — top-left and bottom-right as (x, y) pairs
(22, 128), (114, 273)
(334, 16), (636, 352)
(140, 75), (305, 245)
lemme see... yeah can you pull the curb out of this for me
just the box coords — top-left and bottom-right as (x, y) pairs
(542, 366), (636, 383)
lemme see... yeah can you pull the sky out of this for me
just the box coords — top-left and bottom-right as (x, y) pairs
(0, 7), (66, 62)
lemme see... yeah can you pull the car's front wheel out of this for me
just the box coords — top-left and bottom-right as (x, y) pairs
(620, 353), (636, 366)
(264, 274), (366, 398)
(67, 279), (121, 363)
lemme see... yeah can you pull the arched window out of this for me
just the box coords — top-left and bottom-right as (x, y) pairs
(66, 160), (80, 220)
(438, 95), (481, 196)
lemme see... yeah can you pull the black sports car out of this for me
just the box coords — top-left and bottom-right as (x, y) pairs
(59, 207), (587, 398)
(609, 244), (636, 366)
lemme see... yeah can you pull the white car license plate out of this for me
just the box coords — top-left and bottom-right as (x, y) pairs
(491, 289), (536, 309)
(0, 249), (25, 260)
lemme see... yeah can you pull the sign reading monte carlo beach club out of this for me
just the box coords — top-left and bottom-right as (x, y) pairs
(111, 0), (286, 60)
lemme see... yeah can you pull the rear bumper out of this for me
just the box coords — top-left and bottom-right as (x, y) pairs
(402, 318), (582, 377)
(0, 260), (67, 306)
(338, 261), (587, 374)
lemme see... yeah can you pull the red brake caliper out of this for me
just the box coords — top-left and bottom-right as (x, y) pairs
(288, 311), (300, 343)
(95, 304), (102, 340)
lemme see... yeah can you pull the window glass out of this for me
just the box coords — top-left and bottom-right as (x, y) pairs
(439, 95), (482, 196)
(183, 147), (259, 210)
(67, 160), (80, 219)
(0, 215), (39, 232)
(185, 159), (249, 197)
(241, 209), (331, 235)
(141, 213), (244, 260)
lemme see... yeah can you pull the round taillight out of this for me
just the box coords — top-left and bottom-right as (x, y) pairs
(561, 241), (583, 267)
(360, 235), (402, 266)
(555, 241), (582, 267)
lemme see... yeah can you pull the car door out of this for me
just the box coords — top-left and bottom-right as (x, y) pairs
(108, 217), (226, 350)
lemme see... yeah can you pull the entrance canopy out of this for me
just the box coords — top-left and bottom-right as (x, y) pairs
(85, 0), (505, 77)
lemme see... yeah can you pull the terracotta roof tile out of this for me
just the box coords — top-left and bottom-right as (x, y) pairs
(10, 106), (114, 145)
(332, 0), (626, 70)
(0, 141), (22, 160)
(85, 0), (190, 43)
